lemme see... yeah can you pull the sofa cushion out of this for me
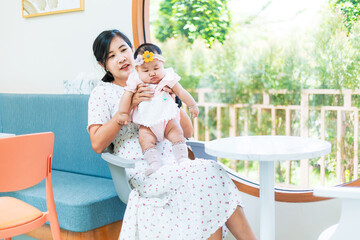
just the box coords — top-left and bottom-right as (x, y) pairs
(0, 93), (111, 179)
(0, 170), (126, 232)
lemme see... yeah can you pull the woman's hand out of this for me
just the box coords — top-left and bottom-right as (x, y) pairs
(131, 83), (154, 109)
(163, 86), (176, 100)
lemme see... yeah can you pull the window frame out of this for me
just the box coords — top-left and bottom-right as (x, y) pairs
(132, 0), (150, 48)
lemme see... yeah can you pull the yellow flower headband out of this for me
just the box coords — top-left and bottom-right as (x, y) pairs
(135, 51), (165, 66)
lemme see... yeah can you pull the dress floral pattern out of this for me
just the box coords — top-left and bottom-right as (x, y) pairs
(88, 81), (243, 239)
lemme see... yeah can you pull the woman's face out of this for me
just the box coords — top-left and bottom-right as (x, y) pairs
(104, 36), (134, 84)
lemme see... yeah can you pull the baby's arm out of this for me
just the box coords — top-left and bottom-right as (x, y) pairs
(171, 83), (199, 118)
(118, 91), (134, 125)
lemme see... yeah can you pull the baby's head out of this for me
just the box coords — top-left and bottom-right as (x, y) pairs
(134, 43), (165, 84)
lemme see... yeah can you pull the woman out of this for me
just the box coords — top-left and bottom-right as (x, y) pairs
(88, 29), (257, 240)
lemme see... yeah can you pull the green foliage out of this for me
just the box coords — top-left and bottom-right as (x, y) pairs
(331, 0), (360, 33)
(154, 0), (231, 47)
(151, 1), (360, 188)
(154, 0), (176, 43)
(157, 37), (209, 90)
(313, 9), (360, 89)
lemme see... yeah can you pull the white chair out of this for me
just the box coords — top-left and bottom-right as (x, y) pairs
(314, 186), (360, 240)
(101, 139), (217, 204)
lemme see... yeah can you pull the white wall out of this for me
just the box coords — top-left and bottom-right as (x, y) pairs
(0, 0), (132, 94)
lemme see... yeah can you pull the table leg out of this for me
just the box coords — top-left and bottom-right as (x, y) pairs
(259, 161), (275, 240)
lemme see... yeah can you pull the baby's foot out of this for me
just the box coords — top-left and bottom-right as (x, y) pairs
(145, 162), (161, 176)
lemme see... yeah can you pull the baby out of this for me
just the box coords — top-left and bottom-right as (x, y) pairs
(118, 43), (199, 176)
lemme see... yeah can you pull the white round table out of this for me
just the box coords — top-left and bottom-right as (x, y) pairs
(205, 135), (331, 240)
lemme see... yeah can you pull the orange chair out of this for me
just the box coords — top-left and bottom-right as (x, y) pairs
(0, 132), (61, 240)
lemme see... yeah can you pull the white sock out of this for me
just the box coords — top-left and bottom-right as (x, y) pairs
(172, 142), (188, 164)
(144, 148), (162, 176)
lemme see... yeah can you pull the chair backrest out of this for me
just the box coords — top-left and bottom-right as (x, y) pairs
(0, 94), (111, 179)
(0, 132), (54, 192)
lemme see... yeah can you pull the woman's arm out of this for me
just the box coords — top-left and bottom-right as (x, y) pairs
(89, 121), (122, 154)
(179, 108), (193, 138)
(89, 84), (154, 153)
(118, 91), (134, 125)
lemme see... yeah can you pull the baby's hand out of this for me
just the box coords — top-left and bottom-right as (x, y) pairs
(189, 105), (199, 118)
(118, 113), (130, 125)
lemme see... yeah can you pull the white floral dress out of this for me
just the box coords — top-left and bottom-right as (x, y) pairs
(88, 81), (243, 240)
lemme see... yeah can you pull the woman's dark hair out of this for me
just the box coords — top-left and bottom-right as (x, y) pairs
(134, 43), (162, 60)
(93, 30), (133, 82)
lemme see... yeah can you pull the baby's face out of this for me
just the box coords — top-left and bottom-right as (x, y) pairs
(136, 59), (165, 84)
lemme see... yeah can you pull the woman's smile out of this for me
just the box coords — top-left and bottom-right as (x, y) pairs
(120, 63), (130, 70)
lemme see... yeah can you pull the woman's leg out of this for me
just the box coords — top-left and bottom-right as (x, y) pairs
(208, 227), (222, 240)
(225, 206), (257, 240)
(139, 126), (162, 176)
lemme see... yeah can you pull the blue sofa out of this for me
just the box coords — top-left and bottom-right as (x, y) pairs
(0, 94), (126, 236)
